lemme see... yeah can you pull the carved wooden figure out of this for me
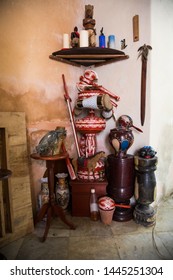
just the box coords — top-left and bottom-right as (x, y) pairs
(83, 5), (96, 47)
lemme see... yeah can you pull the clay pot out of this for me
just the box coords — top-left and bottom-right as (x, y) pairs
(75, 110), (106, 134)
(98, 196), (115, 225)
(99, 208), (115, 225)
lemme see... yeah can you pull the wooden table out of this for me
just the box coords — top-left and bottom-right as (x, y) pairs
(30, 153), (76, 242)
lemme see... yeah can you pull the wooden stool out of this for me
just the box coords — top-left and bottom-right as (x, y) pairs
(30, 153), (76, 242)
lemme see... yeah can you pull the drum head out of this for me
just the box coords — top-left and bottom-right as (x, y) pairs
(102, 94), (113, 111)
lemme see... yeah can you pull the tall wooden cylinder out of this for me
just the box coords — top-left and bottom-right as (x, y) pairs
(133, 156), (158, 226)
(106, 154), (135, 221)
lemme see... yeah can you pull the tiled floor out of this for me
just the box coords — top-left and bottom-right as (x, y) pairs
(0, 196), (173, 260)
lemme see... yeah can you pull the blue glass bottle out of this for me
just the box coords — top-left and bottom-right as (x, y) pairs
(99, 27), (105, 48)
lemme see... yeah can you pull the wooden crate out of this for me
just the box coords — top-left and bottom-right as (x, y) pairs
(0, 112), (33, 247)
(70, 180), (107, 217)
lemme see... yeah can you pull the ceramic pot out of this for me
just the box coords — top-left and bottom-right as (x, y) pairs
(75, 110), (106, 134)
(75, 109), (106, 160)
(98, 196), (115, 225)
(99, 208), (115, 225)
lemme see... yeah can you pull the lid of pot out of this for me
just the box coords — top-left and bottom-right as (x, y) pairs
(98, 196), (115, 210)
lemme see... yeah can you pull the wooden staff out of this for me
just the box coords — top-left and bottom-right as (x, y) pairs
(138, 44), (152, 126)
(61, 143), (76, 180)
(62, 74), (81, 157)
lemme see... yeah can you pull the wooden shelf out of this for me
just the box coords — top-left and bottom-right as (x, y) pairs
(49, 47), (129, 67)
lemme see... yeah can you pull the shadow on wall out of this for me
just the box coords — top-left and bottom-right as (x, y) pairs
(0, 88), (67, 123)
(157, 124), (173, 199)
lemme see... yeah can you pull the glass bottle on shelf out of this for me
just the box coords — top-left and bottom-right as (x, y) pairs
(55, 173), (70, 210)
(90, 188), (99, 221)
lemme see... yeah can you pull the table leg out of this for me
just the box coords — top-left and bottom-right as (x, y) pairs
(34, 203), (49, 225)
(41, 206), (52, 242)
(53, 204), (76, 229)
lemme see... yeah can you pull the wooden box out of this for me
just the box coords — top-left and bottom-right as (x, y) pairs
(0, 112), (33, 247)
(70, 180), (107, 217)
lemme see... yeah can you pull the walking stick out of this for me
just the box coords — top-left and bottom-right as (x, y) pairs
(61, 142), (76, 180)
(62, 74), (81, 157)
(138, 44), (152, 126)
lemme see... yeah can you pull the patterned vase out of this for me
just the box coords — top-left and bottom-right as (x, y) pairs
(38, 177), (49, 210)
(55, 173), (69, 210)
(109, 115), (143, 158)
(109, 127), (134, 158)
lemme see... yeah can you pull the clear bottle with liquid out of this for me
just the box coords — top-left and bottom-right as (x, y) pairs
(90, 188), (99, 221)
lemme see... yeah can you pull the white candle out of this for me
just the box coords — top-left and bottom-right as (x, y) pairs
(63, 34), (69, 49)
(80, 30), (89, 47)
(108, 35), (115, 49)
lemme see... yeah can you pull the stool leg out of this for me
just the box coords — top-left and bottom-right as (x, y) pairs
(34, 203), (49, 225)
(41, 206), (52, 242)
(53, 205), (76, 230)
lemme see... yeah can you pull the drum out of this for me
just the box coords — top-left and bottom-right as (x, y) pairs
(75, 94), (112, 112)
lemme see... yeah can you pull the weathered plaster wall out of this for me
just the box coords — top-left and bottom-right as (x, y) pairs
(150, 0), (173, 201)
(1, 0), (164, 211)
(0, 0), (84, 210)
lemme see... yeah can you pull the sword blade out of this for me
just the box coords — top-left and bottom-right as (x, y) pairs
(141, 60), (147, 126)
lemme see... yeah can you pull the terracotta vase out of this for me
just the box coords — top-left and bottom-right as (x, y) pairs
(98, 196), (115, 225)
(75, 109), (106, 135)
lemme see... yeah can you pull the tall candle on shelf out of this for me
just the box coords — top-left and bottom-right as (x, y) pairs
(108, 35), (115, 49)
(63, 34), (70, 49)
(80, 30), (89, 47)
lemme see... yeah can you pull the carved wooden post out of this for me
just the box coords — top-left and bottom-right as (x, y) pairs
(133, 156), (158, 226)
(106, 154), (135, 221)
